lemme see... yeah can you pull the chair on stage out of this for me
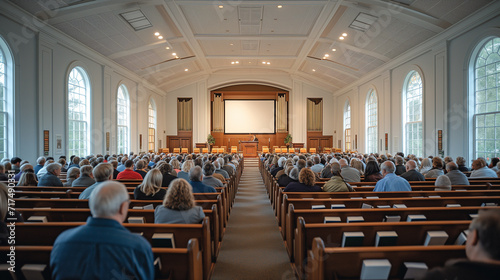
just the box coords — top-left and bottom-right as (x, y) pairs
(300, 148), (307, 153)
(193, 148), (200, 154)
(309, 148), (316, 153)
(173, 148), (180, 154)
(181, 148), (189, 153)
(231, 146), (238, 153)
(162, 148), (169, 153)
(202, 148), (209, 153)
(262, 146), (269, 153)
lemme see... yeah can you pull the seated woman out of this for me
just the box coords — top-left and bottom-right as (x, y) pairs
(134, 160), (148, 179)
(425, 157), (445, 179)
(283, 168), (322, 192)
(456, 156), (469, 172)
(323, 162), (353, 192)
(17, 169), (38, 186)
(434, 175), (452, 191)
(177, 160), (194, 180)
(156, 162), (177, 188)
(154, 178), (205, 224)
(134, 169), (166, 200)
(364, 161), (383, 182)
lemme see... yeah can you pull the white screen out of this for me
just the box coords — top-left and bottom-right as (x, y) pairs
(224, 100), (275, 133)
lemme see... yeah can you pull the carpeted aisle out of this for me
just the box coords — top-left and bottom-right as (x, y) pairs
(211, 158), (296, 280)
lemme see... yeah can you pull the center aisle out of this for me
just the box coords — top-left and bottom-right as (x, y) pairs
(211, 158), (296, 280)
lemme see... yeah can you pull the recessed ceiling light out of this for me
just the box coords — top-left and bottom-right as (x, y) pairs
(175, 56), (179, 59)
(172, 53), (176, 56)
(230, 43), (233, 46)
(312, 69), (316, 72)
(154, 32), (160, 36)
(339, 36), (344, 40)
(262, 61), (266, 64)
(277, 5), (282, 8)
(165, 47), (170, 50)
(324, 54), (329, 57)
(218, 5), (223, 8)
(158, 36), (163, 39)
(342, 33), (347, 37)
(322, 56), (326, 59)
(236, 61), (239, 64)
(184, 69), (188, 71)
(231, 62), (235, 65)
(267, 62), (270, 65)
(332, 48), (336, 51)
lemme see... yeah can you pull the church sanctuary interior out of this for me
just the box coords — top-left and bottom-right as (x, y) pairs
(2, 0), (500, 279)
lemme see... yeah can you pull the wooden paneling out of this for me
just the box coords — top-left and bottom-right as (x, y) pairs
(307, 131), (333, 153)
(167, 131), (192, 153)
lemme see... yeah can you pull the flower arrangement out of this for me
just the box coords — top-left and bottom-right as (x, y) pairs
(207, 134), (216, 145)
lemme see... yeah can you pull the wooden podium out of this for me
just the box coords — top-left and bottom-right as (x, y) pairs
(240, 141), (258, 158)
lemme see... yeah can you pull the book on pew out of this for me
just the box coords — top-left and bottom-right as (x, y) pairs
(152, 233), (175, 248)
(324, 216), (341, 223)
(375, 231), (398, 246)
(127, 217), (145, 224)
(350, 197), (363, 199)
(446, 204), (461, 207)
(469, 214), (479, 219)
(360, 259), (391, 280)
(331, 204), (346, 209)
(362, 203), (374, 209)
(393, 204), (407, 208)
(454, 230), (469, 245)
(311, 205), (326, 210)
(377, 205), (391, 209)
(33, 207), (51, 210)
(424, 231), (449, 246)
(407, 215), (426, 222)
(143, 204), (154, 210)
(132, 206), (143, 210)
(0, 264), (16, 280)
(347, 216), (364, 223)
(402, 262), (428, 279)
(21, 264), (49, 280)
(27, 216), (48, 223)
(428, 195), (441, 198)
(342, 231), (365, 247)
(384, 215), (401, 222)
(366, 196), (379, 199)
(481, 202), (498, 207)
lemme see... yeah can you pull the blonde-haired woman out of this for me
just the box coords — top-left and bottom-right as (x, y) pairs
(133, 169), (166, 200)
(154, 178), (205, 224)
(177, 160), (194, 180)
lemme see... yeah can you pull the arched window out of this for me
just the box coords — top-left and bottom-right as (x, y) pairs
(403, 71), (423, 157)
(366, 90), (378, 153)
(117, 84), (129, 154)
(0, 37), (13, 159)
(344, 100), (351, 151)
(67, 66), (90, 157)
(148, 99), (156, 152)
(472, 37), (500, 159)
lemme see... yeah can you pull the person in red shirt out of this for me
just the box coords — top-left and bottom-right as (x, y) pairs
(116, 160), (143, 180)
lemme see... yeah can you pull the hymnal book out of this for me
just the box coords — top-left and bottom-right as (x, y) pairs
(128, 217), (145, 223)
(132, 206), (143, 210)
(311, 205), (326, 210)
(50, 197), (60, 199)
(446, 204), (461, 207)
(347, 216), (364, 223)
(375, 231), (398, 247)
(152, 233), (175, 248)
(27, 216), (48, 223)
(33, 207), (51, 210)
(402, 262), (428, 279)
(21, 264), (48, 280)
(424, 231), (449, 246)
(469, 214), (479, 219)
(360, 259), (391, 280)
(454, 230), (469, 245)
(481, 202), (498, 207)
(350, 197), (363, 199)
(324, 216), (341, 223)
(377, 205), (391, 209)
(393, 204), (407, 208)
(331, 204), (346, 209)
(342, 231), (364, 247)
(407, 215), (426, 222)
(366, 196), (379, 199)
(143, 204), (154, 210)
(384, 215), (401, 222)
(428, 195), (441, 198)
(0, 264), (16, 280)
(362, 203), (374, 209)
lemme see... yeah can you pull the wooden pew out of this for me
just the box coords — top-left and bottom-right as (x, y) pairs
(306, 237), (466, 280)
(294, 218), (470, 277)
(15, 218), (212, 280)
(0, 240), (203, 280)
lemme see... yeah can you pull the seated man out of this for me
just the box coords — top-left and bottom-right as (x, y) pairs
(116, 159), (143, 180)
(38, 163), (63, 187)
(188, 166), (216, 193)
(339, 158), (361, 183)
(71, 165), (95, 188)
(78, 163), (114, 199)
(445, 162), (470, 185)
(202, 162), (224, 188)
(421, 209), (500, 279)
(373, 161), (412, 192)
(51, 181), (154, 279)
(400, 160), (425, 182)
(470, 158), (497, 178)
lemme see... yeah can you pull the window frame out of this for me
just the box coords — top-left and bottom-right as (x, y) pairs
(148, 99), (156, 152)
(116, 84), (130, 155)
(366, 89), (378, 154)
(402, 70), (424, 157)
(344, 100), (351, 151)
(0, 36), (13, 159)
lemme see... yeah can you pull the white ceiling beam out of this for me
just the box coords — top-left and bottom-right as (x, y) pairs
(343, 0), (450, 33)
(205, 55), (297, 59)
(305, 56), (361, 79)
(293, 73), (342, 90)
(108, 37), (184, 59)
(137, 56), (198, 77)
(290, 0), (343, 73)
(161, 0), (212, 73)
(175, 1), (329, 5)
(317, 38), (390, 62)
(195, 35), (308, 41)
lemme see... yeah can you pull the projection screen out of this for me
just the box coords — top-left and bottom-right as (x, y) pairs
(224, 100), (275, 134)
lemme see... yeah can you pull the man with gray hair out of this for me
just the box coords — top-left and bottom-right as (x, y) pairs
(78, 163), (114, 199)
(310, 156), (324, 173)
(400, 160), (425, 182)
(71, 165), (95, 188)
(202, 162), (224, 188)
(63, 167), (80, 187)
(214, 160), (229, 179)
(445, 162), (470, 185)
(34, 156), (45, 175)
(50, 181), (154, 279)
(188, 166), (216, 193)
(373, 161), (411, 192)
(38, 163), (63, 187)
(339, 158), (361, 183)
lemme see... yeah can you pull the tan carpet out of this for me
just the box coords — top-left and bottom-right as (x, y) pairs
(211, 159), (296, 280)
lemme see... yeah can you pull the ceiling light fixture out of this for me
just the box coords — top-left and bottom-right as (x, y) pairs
(332, 48), (336, 51)
(172, 53), (176, 56)
(165, 47), (170, 50)
(184, 69), (188, 71)
(219, 5), (223, 8)
(342, 33), (347, 37)
(231, 62), (235, 64)
(277, 5), (282, 8)
(236, 61), (239, 64)
(158, 36), (163, 39)
(312, 69), (316, 72)
(324, 54), (329, 57)
(267, 62), (270, 65)
(262, 61), (266, 64)
(154, 32), (160, 36)
(339, 36), (344, 40)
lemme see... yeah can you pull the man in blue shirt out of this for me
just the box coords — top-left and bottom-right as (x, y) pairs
(373, 161), (412, 192)
(51, 181), (154, 279)
(188, 166), (217, 193)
